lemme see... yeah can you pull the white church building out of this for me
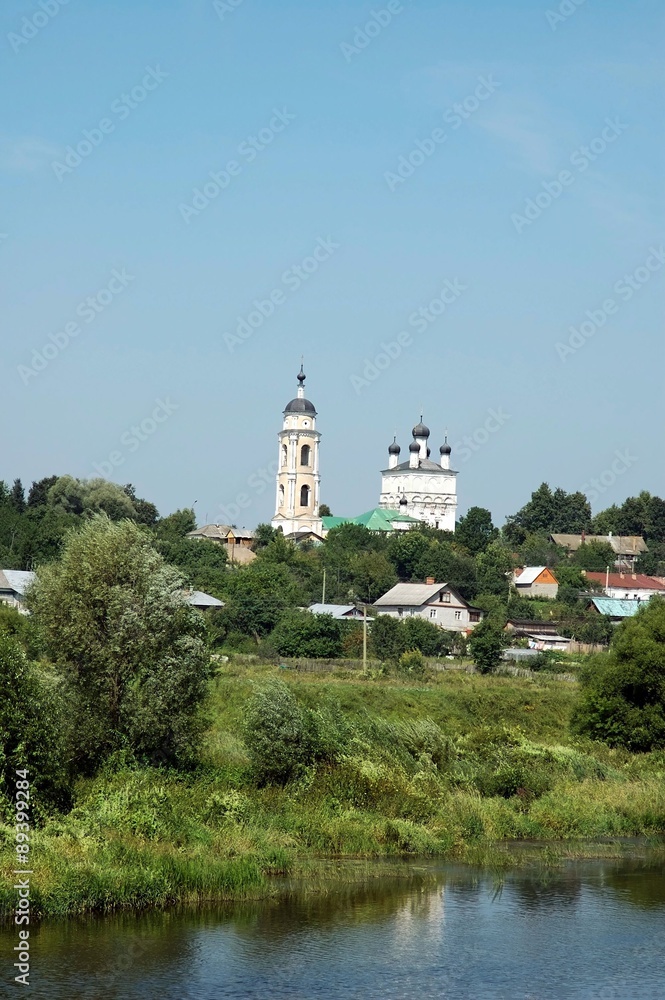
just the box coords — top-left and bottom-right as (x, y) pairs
(378, 421), (458, 532)
(271, 366), (323, 537)
(270, 368), (458, 536)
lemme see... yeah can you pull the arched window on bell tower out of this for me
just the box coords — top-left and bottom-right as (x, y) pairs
(279, 484), (285, 507)
(281, 444), (288, 467)
(300, 444), (310, 467)
(300, 484), (310, 507)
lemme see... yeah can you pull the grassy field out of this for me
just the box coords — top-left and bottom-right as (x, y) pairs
(1, 659), (664, 919)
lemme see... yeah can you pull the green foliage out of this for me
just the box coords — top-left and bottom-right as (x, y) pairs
(370, 615), (404, 662)
(504, 483), (592, 546)
(592, 491), (665, 542)
(469, 618), (505, 674)
(242, 680), (317, 784)
(571, 540), (616, 572)
(370, 615), (452, 662)
(475, 541), (513, 597)
(318, 504), (332, 517)
(0, 634), (69, 813)
(28, 515), (211, 772)
(398, 649), (426, 677)
(220, 561), (306, 639)
(572, 598), (665, 750)
(455, 507), (499, 555)
(270, 610), (350, 659)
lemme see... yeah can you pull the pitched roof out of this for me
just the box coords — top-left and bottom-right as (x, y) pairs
(373, 581), (451, 607)
(187, 524), (255, 541)
(184, 590), (224, 608)
(550, 533), (647, 555)
(587, 597), (642, 617)
(0, 570), (35, 596)
(513, 566), (551, 585)
(584, 572), (665, 592)
(308, 603), (363, 619)
(322, 509), (421, 532)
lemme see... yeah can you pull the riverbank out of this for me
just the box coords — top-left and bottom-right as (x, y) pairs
(1, 660), (664, 919)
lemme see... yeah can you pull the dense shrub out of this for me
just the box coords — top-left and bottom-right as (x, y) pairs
(242, 681), (317, 784)
(269, 610), (351, 658)
(572, 599), (665, 751)
(398, 649), (426, 677)
(0, 634), (70, 815)
(469, 618), (505, 673)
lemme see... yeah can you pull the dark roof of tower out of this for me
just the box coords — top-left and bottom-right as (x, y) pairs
(284, 397), (316, 414)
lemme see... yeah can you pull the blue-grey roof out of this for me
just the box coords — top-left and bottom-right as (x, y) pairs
(0, 570), (35, 596)
(588, 597), (642, 618)
(308, 603), (363, 619)
(284, 397), (316, 414)
(185, 590), (224, 608)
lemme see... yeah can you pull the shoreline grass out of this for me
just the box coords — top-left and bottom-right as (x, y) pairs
(2, 661), (664, 921)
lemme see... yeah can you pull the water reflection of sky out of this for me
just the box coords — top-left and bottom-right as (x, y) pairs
(4, 860), (664, 1000)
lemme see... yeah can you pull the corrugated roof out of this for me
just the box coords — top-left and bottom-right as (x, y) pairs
(373, 582), (448, 607)
(0, 570), (35, 595)
(587, 597), (642, 617)
(187, 524), (255, 540)
(382, 459), (457, 475)
(322, 509), (421, 532)
(308, 603), (362, 619)
(513, 566), (552, 585)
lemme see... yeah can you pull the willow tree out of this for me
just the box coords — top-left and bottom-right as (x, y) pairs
(28, 515), (211, 772)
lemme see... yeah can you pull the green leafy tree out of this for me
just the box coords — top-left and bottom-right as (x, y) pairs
(350, 550), (396, 603)
(27, 476), (58, 508)
(370, 615), (405, 662)
(469, 618), (505, 674)
(455, 507), (498, 555)
(153, 508), (197, 541)
(571, 540), (616, 572)
(27, 515), (211, 772)
(318, 504), (332, 517)
(476, 540), (513, 597)
(505, 483), (591, 545)
(572, 598), (665, 750)
(220, 561), (305, 639)
(242, 680), (316, 785)
(0, 633), (69, 812)
(252, 523), (277, 550)
(10, 479), (26, 514)
(387, 529), (431, 579)
(270, 610), (348, 658)
(123, 484), (159, 525)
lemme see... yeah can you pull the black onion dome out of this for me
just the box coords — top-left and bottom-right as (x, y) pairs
(440, 441), (452, 455)
(284, 397), (316, 414)
(399, 493), (408, 506)
(388, 438), (401, 455)
(409, 440), (420, 452)
(412, 422), (430, 438)
(297, 365), (306, 384)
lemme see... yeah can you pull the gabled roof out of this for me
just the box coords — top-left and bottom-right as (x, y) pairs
(587, 597), (642, 618)
(0, 570), (35, 595)
(184, 590), (224, 608)
(187, 524), (255, 541)
(308, 603), (364, 619)
(513, 566), (557, 585)
(373, 581), (460, 607)
(584, 572), (665, 592)
(551, 533), (647, 555)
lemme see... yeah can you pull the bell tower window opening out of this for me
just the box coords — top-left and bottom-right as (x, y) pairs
(300, 485), (310, 507)
(301, 444), (311, 467)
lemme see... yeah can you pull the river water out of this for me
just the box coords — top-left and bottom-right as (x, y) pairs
(3, 857), (664, 999)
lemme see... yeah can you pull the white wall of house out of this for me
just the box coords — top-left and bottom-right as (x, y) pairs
(374, 600), (481, 632)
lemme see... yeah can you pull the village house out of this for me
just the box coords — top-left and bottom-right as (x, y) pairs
(583, 571), (665, 601)
(372, 580), (483, 633)
(550, 533), (647, 571)
(586, 596), (643, 623)
(512, 566), (559, 599)
(308, 603), (367, 620)
(186, 524), (256, 564)
(0, 569), (35, 614)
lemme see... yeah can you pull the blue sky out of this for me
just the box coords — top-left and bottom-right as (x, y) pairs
(2, 0), (663, 527)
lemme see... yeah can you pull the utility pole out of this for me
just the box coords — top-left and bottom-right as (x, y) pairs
(363, 602), (367, 672)
(322, 567), (326, 606)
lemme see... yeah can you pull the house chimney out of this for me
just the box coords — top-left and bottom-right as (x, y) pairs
(426, 577), (435, 585)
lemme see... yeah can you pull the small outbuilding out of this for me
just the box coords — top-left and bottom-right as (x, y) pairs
(512, 566), (559, 599)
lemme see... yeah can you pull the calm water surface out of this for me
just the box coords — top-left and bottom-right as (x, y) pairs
(3, 858), (665, 999)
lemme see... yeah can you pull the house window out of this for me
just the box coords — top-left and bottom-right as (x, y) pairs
(300, 485), (310, 507)
(469, 612), (480, 623)
(429, 609), (437, 619)
(454, 611), (462, 620)
(301, 444), (311, 466)
(397, 608), (403, 616)
(441, 592), (451, 603)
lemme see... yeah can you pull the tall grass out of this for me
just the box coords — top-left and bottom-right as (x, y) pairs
(1, 660), (663, 920)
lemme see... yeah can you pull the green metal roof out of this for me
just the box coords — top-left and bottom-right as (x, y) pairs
(588, 597), (642, 618)
(321, 508), (421, 533)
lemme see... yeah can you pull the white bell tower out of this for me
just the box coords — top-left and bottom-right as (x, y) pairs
(271, 365), (323, 537)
